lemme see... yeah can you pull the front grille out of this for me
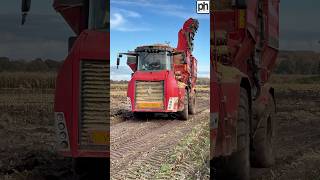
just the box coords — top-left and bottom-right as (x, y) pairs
(135, 81), (164, 109)
(80, 60), (109, 148)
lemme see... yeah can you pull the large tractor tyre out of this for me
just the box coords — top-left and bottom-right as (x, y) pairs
(73, 158), (108, 180)
(213, 88), (250, 180)
(251, 97), (275, 168)
(188, 92), (197, 115)
(179, 90), (189, 120)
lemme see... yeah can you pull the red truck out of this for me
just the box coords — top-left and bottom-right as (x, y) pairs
(21, 0), (110, 179)
(117, 18), (199, 120)
(210, 0), (279, 179)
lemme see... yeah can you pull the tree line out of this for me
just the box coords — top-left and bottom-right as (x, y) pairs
(1, 50), (320, 74)
(0, 57), (62, 72)
(275, 51), (320, 74)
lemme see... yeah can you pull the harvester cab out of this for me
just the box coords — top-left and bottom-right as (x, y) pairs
(117, 45), (185, 72)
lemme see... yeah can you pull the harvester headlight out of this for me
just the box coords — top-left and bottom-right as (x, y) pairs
(60, 132), (67, 140)
(56, 113), (64, 122)
(126, 97), (132, 110)
(58, 122), (65, 130)
(54, 112), (70, 150)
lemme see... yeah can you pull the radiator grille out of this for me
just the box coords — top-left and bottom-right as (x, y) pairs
(135, 81), (164, 109)
(80, 60), (109, 148)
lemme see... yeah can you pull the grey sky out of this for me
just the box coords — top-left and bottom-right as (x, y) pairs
(0, 1), (320, 60)
(0, 0), (73, 60)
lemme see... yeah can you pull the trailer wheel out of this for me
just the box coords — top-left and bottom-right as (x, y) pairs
(73, 158), (108, 180)
(179, 90), (189, 120)
(251, 96), (275, 167)
(189, 91), (197, 115)
(213, 88), (250, 180)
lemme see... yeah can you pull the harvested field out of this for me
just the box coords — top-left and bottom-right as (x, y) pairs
(110, 82), (210, 179)
(0, 73), (319, 179)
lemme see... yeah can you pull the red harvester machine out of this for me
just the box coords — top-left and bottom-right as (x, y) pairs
(210, 0), (279, 179)
(21, 0), (109, 178)
(117, 18), (199, 120)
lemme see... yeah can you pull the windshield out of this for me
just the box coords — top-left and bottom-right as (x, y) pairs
(138, 51), (171, 71)
(89, 0), (109, 30)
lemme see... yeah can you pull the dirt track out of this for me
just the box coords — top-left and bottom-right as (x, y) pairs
(251, 89), (320, 180)
(110, 90), (210, 179)
(0, 83), (319, 179)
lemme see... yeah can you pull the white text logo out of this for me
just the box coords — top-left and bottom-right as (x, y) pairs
(196, 0), (210, 14)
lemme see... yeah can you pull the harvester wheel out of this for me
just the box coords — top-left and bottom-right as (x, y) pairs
(188, 91), (197, 115)
(251, 96), (275, 167)
(73, 158), (108, 180)
(179, 90), (189, 120)
(213, 88), (250, 180)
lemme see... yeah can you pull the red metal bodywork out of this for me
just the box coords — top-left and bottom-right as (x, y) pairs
(128, 70), (185, 113)
(53, 0), (88, 35)
(53, 0), (109, 158)
(210, 0), (279, 157)
(55, 30), (109, 158)
(124, 18), (199, 114)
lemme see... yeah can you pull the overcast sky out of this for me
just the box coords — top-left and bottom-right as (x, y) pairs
(0, 0), (73, 60)
(0, 0), (320, 61)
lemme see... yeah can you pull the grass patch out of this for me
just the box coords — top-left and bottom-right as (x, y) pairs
(155, 121), (210, 179)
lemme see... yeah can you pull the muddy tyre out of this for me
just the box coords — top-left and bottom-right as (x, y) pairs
(251, 96), (275, 167)
(179, 90), (189, 120)
(188, 91), (197, 115)
(73, 158), (108, 180)
(213, 88), (250, 180)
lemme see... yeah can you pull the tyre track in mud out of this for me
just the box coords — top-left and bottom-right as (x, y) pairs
(110, 99), (209, 179)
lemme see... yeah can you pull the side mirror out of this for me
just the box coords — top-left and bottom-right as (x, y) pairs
(21, 0), (31, 25)
(116, 57), (120, 69)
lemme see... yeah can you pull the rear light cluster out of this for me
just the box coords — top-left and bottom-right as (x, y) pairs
(167, 97), (178, 111)
(54, 112), (70, 150)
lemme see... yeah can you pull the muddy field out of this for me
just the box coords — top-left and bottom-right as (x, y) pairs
(110, 84), (210, 179)
(251, 84), (320, 180)
(0, 89), (72, 180)
(0, 75), (319, 179)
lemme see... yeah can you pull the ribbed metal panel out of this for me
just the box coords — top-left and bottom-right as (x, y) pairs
(80, 60), (109, 147)
(135, 81), (164, 109)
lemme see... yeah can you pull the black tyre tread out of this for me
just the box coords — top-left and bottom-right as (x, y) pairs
(179, 90), (189, 120)
(230, 88), (250, 179)
(250, 95), (275, 168)
(213, 88), (250, 180)
(188, 92), (197, 115)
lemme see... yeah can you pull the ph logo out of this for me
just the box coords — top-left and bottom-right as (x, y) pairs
(196, 0), (210, 14)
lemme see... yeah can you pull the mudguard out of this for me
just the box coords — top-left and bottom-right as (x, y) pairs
(211, 62), (252, 158)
